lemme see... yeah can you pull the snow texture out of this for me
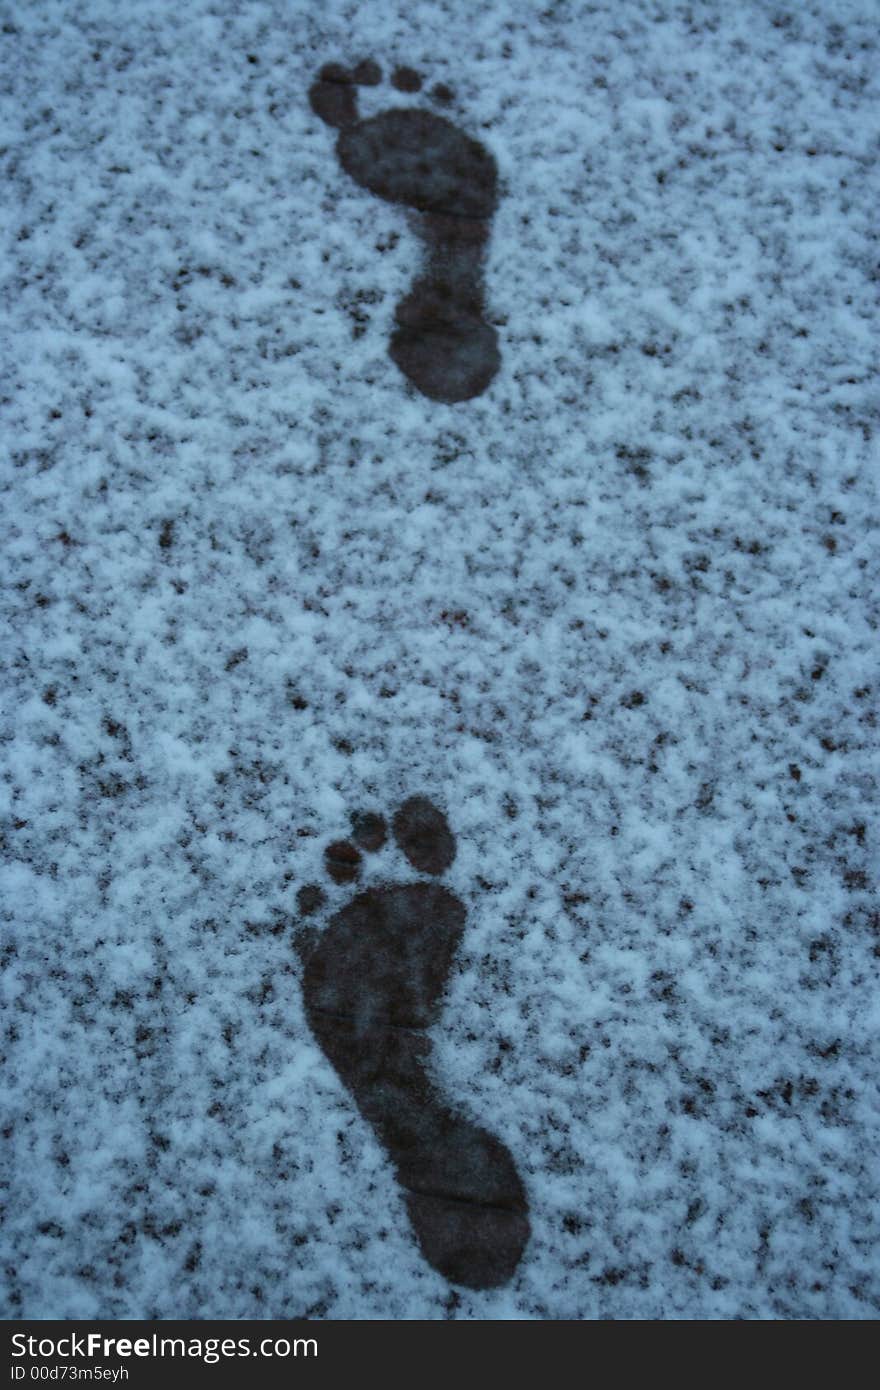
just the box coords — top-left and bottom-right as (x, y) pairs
(1, 0), (878, 1319)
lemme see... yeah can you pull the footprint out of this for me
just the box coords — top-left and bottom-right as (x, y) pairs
(295, 796), (529, 1289)
(309, 60), (501, 404)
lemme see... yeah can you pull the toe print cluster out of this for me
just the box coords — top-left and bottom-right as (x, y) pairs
(309, 59), (501, 404)
(296, 797), (454, 906)
(308, 59), (454, 129)
(295, 797), (530, 1290)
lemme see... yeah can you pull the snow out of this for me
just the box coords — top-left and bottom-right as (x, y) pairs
(1, 0), (878, 1319)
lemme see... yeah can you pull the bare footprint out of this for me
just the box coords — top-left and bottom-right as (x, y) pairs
(309, 60), (501, 404)
(295, 796), (529, 1289)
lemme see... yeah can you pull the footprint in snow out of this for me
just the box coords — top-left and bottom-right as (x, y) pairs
(309, 59), (501, 405)
(295, 796), (530, 1289)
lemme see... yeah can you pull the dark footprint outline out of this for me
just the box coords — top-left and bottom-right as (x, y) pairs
(295, 796), (530, 1289)
(309, 60), (501, 405)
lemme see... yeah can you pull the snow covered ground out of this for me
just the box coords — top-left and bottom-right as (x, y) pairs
(2, 0), (878, 1318)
